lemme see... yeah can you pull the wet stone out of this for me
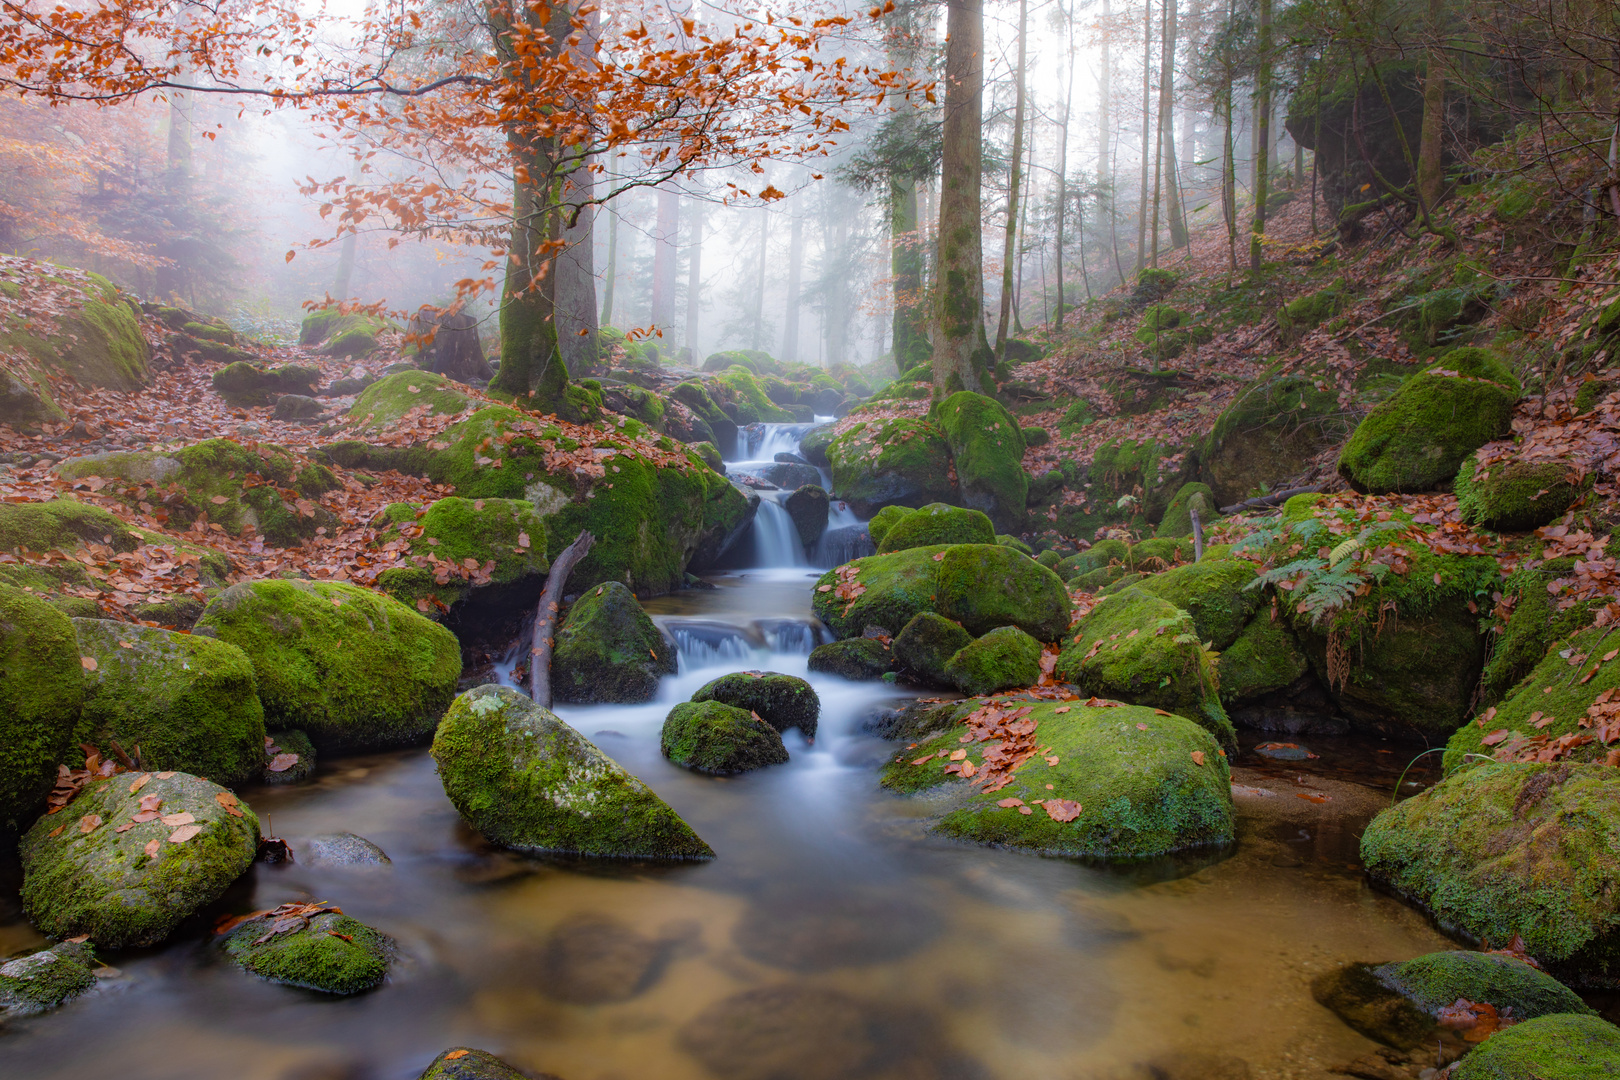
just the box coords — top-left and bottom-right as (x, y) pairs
(1253, 741), (1315, 761)
(731, 887), (941, 973)
(537, 912), (675, 1005)
(302, 833), (391, 868)
(0, 939), (97, 1016)
(1311, 962), (1437, 1050)
(417, 1048), (543, 1080)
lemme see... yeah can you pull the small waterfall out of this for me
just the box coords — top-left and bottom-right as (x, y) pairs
(736, 423), (821, 462)
(812, 499), (873, 566)
(751, 495), (809, 567)
(665, 622), (758, 671)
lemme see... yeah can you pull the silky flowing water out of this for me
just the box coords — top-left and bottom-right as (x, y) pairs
(0, 426), (1459, 1080)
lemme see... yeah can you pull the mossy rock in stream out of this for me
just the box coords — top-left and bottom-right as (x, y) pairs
(1361, 762), (1620, 985)
(934, 391), (1028, 531)
(866, 504), (913, 548)
(221, 910), (392, 994)
(876, 502), (995, 554)
(262, 729), (315, 785)
(194, 579), (461, 753)
(0, 584), (86, 834)
(1452, 1013), (1620, 1079)
(432, 684), (713, 859)
(72, 619), (266, 788)
(806, 638), (894, 681)
(19, 771), (260, 947)
(884, 701), (1233, 859)
(893, 612), (973, 689)
(417, 1049), (532, 1080)
(1132, 555), (1260, 651)
(713, 366), (794, 423)
(551, 581), (676, 704)
(1055, 586), (1234, 748)
(1376, 951), (1592, 1021)
(1454, 452), (1587, 533)
(0, 939), (98, 1015)
(826, 418), (956, 517)
(661, 701), (789, 775)
(691, 671), (819, 739)
(943, 626), (1042, 696)
(784, 485), (830, 548)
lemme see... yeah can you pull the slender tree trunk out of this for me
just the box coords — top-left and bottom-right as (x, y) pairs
(931, 0), (992, 394)
(528, 530), (595, 709)
(1159, 0), (1189, 249)
(1014, 105), (1033, 333)
(684, 198), (703, 361)
(600, 163), (618, 325)
(1222, 0), (1238, 273)
(752, 208), (770, 350)
(995, 0), (1028, 354)
(331, 158), (361, 301)
(650, 188), (679, 342)
(555, 159), (598, 375)
(890, 176), (925, 371)
(1101, 0), (1121, 283)
(1054, 19), (1073, 329)
(1249, 0), (1272, 274)
(1416, 0), (1447, 208)
(783, 213), (803, 362)
(1135, 0), (1153, 274)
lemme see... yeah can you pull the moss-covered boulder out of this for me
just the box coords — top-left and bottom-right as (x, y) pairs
(935, 391), (1028, 531)
(1156, 482), (1217, 538)
(1454, 453), (1585, 532)
(20, 771), (260, 947)
(0, 584), (86, 834)
(0, 939), (97, 1015)
(806, 638), (893, 681)
(1278, 280), (1348, 340)
(661, 701), (789, 775)
(1133, 557), (1261, 651)
(1055, 586), (1234, 747)
(671, 382), (739, 458)
(221, 909), (392, 994)
(195, 579), (461, 753)
(1478, 558), (1600, 711)
(211, 362), (320, 407)
(1219, 612), (1310, 705)
(784, 485), (830, 548)
(691, 671), (819, 739)
(886, 702), (1233, 859)
(57, 439), (341, 548)
(1361, 763), (1620, 984)
(1376, 951), (1592, 1021)
(1338, 348), (1520, 494)
(299, 308), (393, 348)
(866, 504), (912, 547)
(417, 1049), (530, 1080)
(876, 502), (996, 554)
(826, 418), (956, 516)
(944, 626), (1042, 696)
(324, 327), (378, 358)
(893, 612), (973, 688)
(1059, 538), (1129, 578)
(1452, 1013), (1620, 1078)
(431, 684), (713, 859)
(1200, 368), (1349, 506)
(714, 367), (793, 423)
(347, 371), (473, 431)
(373, 497), (550, 643)
(72, 619), (265, 788)
(551, 581), (675, 704)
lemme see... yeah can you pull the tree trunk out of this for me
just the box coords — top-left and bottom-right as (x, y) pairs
(783, 213), (803, 363)
(1135, 0), (1153, 274)
(528, 530), (595, 710)
(890, 175), (926, 371)
(1053, 21), (1072, 330)
(1249, 0), (1272, 274)
(931, 0), (991, 395)
(650, 188), (679, 342)
(995, 0), (1028, 354)
(600, 163), (618, 325)
(1014, 106), (1032, 333)
(685, 198), (704, 361)
(1158, 0), (1188, 249)
(752, 208), (770, 350)
(1416, 0), (1447, 209)
(556, 159), (598, 376)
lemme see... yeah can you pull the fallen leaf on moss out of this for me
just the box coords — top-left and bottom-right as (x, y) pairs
(168, 824), (202, 843)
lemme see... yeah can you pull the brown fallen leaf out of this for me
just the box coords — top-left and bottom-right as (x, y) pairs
(168, 824), (203, 843)
(1136, 723), (1148, 731)
(80, 656), (98, 671)
(959, 759), (978, 778)
(79, 813), (102, 834)
(144, 838), (161, 857)
(1045, 755), (1059, 766)
(997, 797), (1025, 808)
(327, 931), (354, 942)
(1191, 751), (1205, 766)
(267, 753), (299, 773)
(948, 748), (967, 761)
(1041, 798), (1082, 822)
(216, 791), (245, 817)
(445, 1052), (470, 1061)
(156, 772), (175, 779)
(1482, 729), (1510, 746)
(115, 822), (138, 833)
(128, 774), (150, 794)
(1153, 709), (1170, 716)
(1296, 792), (1332, 804)
(49, 823), (66, 838)
(161, 811), (195, 826)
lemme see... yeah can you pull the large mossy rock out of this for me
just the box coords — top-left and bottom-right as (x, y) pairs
(713, 366), (794, 423)
(1056, 586), (1234, 747)
(195, 579), (461, 753)
(1361, 763), (1620, 984)
(1200, 368), (1348, 507)
(57, 438), (341, 548)
(432, 684), (713, 859)
(885, 702), (1233, 858)
(1452, 1013), (1620, 1078)
(944, 626), (1042, 696)
(211, 362), (320, 407)
(373, 496), (550, 644)
(866, 504), (913, 547)
(0, 584), (86, 833)
(222, 909), (392, 994)
(875, 502), (995, 554)
(661, 701), (789, 774)
(0, 940), (97, 1015)
(1155, 482), (1217, 538)
(893, 612), (973, 688)
(1338, 348), (1520, 494)
(1218, 611), (1310, 706)
(691, 671), (819, 739)
(20, 771), (260, 947)
(806, 638), (893, 681)
(935, 391), (1028, 531)
(783, 485), (830, 548)
(1133, 556), (1260, 651)
(670, 381), (739, 458)
(1454, 453), (1585, 533)
(552, 581), (675, 704)
(1477, 557), (1602, 710)
(73, 619), (266, 788)
(1376, 951), (1592, 1021)
(826, 417), (955, 516)
(347, 371), (474, 430)
(812, 544), (1069, 642)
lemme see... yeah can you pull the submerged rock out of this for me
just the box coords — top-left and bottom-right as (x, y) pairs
(1310, 963), (1436, 1051)
(195, 579), (461, 753)
(691, 671), (819, 739)
(0, 940), (97, 1016)
(0, 583), (86, 833)
(731, 887), (941, 973)
(551, 581), (675, 704)
(806, 638), (894, 681)
(20, 771), (260, 947)
(1453, 1013), (1620, 1078)
(432, 685), (713, 859)
(417, 1049), (532, 1080)
(302, 833), (391, 868)
(537, 912), (674, 1004)
(661, 701), (789, 775)
(221, 908), (391, 994)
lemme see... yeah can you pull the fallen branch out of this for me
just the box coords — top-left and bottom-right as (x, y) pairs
(1219, 484), (1324, 515)
(528, 530), (596, 710)
(1190, 507), (1205, 562)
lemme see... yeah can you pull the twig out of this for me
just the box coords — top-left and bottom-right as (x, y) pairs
(1219, 484), (1325, 515)
(528, 530), (596, 710)
(1190, 506), (1205, 562)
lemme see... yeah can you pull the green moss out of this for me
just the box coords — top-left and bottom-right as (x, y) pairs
(195, 579), (461, 753)
(935, 391), (1028, 530)
(1361, 763), (1620, 983)
(182, 321), (235, 345)
(996, 534), (1034, 555)
(0, 498), (139, 554)
(1200, 368), (1348, 506)
(211, 362), (319, 407)
(867, 505), (913, 547)
(72, 619), (265, 787)
(552, 581), (675, 703)
(1055, 585), (1234, 747)
(888, 701), (1233, 859)
(432, 684), (713, 859)
(19, 771), (260, 947)
(222, 911), (391, 994)
(1134, 557), (1260, 651)
(691, 672), (818, 738)
(806, 638), (893, 681)
(714, 367), (793, 423)
(1060, 538), (1129, 578)
(1156, 482), (1217, 538)
(0, 940), (97, 1015)
(1278, 281), (1347, 339)
(1376, 951), (1591, 1019)
(374, 497), (549, 618)
(1070, 565), (1134, 592)
(0, 265), (149, 397)
(1455, 454), (1586, 532)
(1480, 558), (1598, 709)
(262, 729), (315, 785)
(1218, 611), (1309, 705)
(827, 418), (955, 515)
(1132, 305), (1213, 361)
(417, 1048), (529, 1079)
(812, 546), (947, 638)
(0, 584), (85, 833)
(348, 371), (474, 430)
(660, 701), (789, 774)
(944, 626), (1042, 695)
(1452, 1013), (1620, 1078)
(934, 544), (1071, 641)
(325, 327), (378, 358)
(894, 612), (973, 688)
(876, 502), (995, 553)
(1128, 536), (1193, 571)
(300, 309), (392, 347)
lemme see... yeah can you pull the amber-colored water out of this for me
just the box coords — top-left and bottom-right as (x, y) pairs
(0, 568), (1455, 1080)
